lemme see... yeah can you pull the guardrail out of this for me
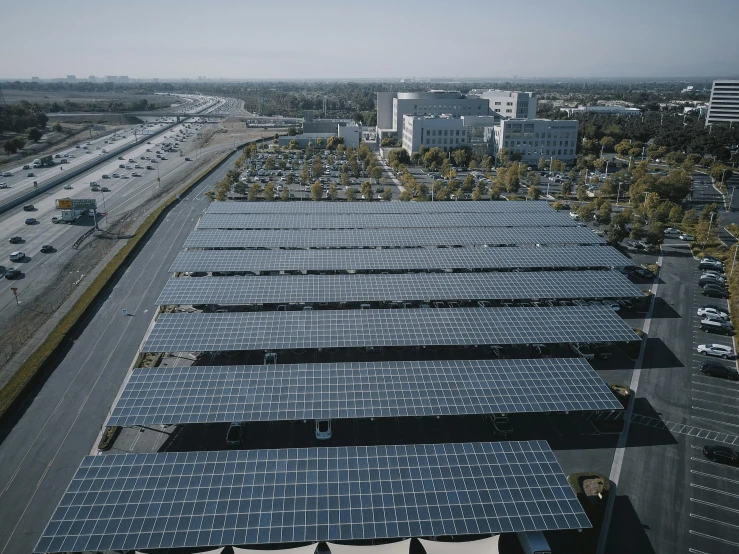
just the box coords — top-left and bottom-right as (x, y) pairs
(0, 121), (180, 216)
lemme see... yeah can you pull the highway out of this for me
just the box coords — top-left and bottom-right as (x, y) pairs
(0, 149), (239, 554)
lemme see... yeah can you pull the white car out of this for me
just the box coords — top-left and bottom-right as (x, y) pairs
(698, 307), (729, 320)
(9, 251), (25, 262)
(664, 227), (681, 235)
(63, 184), (73, 190)
(680, 233), (696, 241)
(698, 344), (733, 359)
(569, 211), (579, 219)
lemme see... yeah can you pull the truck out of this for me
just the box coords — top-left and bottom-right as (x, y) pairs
(60, 209), (85, 223)
(32, 155), (54, 168)
(516, 531), (551, 554)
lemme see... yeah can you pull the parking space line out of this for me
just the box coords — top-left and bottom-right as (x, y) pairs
(692, 470), (739, 485)
(692, 456), (739, 470)
(688, 548), (710, 554)
(630, 414), (739, 444)
(691, 514), (739, 530)
(692, 406), (739, 419)
(693, 378), (739, 391)
(694, 416), (739, 429)
(691, 483), (739, 498)
(693, 390), (739, 402)
(691, 497), (739, 514)
(689, 531), (739, 548)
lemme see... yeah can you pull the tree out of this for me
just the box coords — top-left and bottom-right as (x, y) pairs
(606, 221), (628, 245)
(489, 184), (502, 200)
(52, 122), (63, 132)
(310, 180), (323, 201)
(264, 156), (275, 170)
(360, 181), (373, 200)
(596, 201), (612, 225)
(248, 183), (261, 201)
(653, 170), (692, 203)
(576, 184), (588, 201)
(472, 187), (482, 201)
(288, 139), (298, 150)
(280, 186), (291, 201)
(326, 136), (344, 150)
(645, 221), (665, 246)
(387, 148), (410, 166)
(381, 188), (393, 201)
(614, 140), (631, 156)
(538, 157), (547, 170)
(551, 159), (565, 173)
(2, 137), (25, 154)
(665, 151), (686, 168)
(709, 163), (733, 184)
(527, 185), (542, 200)
(452, 148), (469, 168)
(463, 174), (476, 192)
(26, 127), (43, 143)
(263, 182), (275, 201)
(577, 204), (594, 222)
(345, 187), (357, 202)
(481, 155), (493, 172)
(399, 190), (413, 201)
(630, 221), (645, 241)
(370, 166), (383, 182)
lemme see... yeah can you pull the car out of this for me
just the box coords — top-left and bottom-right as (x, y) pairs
(131, 172), (141, 177)
(1, 171), (11, 177)
(490, 415), (513, 438)
(315, 419), (332, 440)
(9, 236), (23, 244)
(679, 233), (696, 241)
(101, 186), (110, 192)
(8, 251), (24, 262)
(27, 172), (35, 177)
(700, 318), (734, 335)
(632, 267), (654, 279)
(40, 245), (55, 253)
(146, 165), (155, 170)
(700, 275), (725, 287)
(111, 173), (120, 178)
(698, 343), (733, 358)
(51, 216), (61, 223)
(226, 422), (246, 447)
(664, 227), (681, 235)
(700, 260), (724, 271)
(0, 183), (7, 189)
(702, 270), (726, 280)
(702, 285), (728, 298)
(120, 174), (129, 179)
(703, 445), (739, 466)
(24, 218), (37, 225)
(700, 361), (738, 380)
(185, 157), (192, 161)
(698, 306), (729, 319)
(102, 174), (110, 179)
(90, 186), (101, 191)
(128, 159), (135, 163)
(4, 268), (21, 280)
(134, 164), (142, 169)
(118, 156), (124, 160)
(22, 165), (30, 170)
(63, 184), (73, 190)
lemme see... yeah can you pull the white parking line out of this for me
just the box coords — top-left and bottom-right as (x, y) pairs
(694, 416), (739, 429)
(692, 405), (739, 418)
(691, 497), (739, 514)
(692, 456), (739, 470)
(689, 531), (739, 548)
(691, 483), (739, 498)
(693, 390), (739, 403)
(688, 548), (710, 554)
(691, 513), (739, 529)
(693, 378), (739, 391)
(692, 469), (739, 485)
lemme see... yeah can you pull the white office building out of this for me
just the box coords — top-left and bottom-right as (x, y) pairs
(706, 80), (739, 126)
(469, 89), (538, 119)
(401, 115), (500, 155)
(376, 91), (489, 140)
(491, 119), (579, 164)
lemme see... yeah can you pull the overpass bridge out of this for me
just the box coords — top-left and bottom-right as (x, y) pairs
(125, 111), (231, 119)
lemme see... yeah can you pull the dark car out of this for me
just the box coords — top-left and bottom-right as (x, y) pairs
(633, 267), (654, 279)
(702, 284), (727, 298)
(8, 236), (23, 244)
(4, 268), (21, 279)
(40, 245), (55, 253)
(226, 422), (246, 447)
(703, 445), (739, 466)
(490, 415), (513, 438)
(24, 218), (37, 225)
(700, 361), (738, 380)
(22, 204), (35, 211)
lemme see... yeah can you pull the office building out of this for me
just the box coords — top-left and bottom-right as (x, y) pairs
(66, 75), (76, 82)
(277, 123), (360, 149)
(401, 114), (500, 154)
(706, 80), (739, 126)
(376, 91), (489, 140)
(561, 106), (641, 116)
(469, 89), (538, 119)
(491, 119), (579, 164)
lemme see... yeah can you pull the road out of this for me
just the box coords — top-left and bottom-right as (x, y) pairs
(0, 149), (238, 554)
(606, 240), (739, 553)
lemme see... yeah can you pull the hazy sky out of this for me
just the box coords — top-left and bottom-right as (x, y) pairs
(2, 0), (738, 79)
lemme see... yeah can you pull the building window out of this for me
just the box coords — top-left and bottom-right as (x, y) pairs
(507, 102), (513, 106)
(426, 130), (430, 136)
(456, 130), (460, 136)
(495, 101), (501, 105)
(432, 130), (436, 136)
(444, 138), (448, 144)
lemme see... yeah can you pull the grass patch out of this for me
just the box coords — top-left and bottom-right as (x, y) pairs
(567, 472), (611, 495)
(0, 151), (232, 418)
(97, 426), (121, 451)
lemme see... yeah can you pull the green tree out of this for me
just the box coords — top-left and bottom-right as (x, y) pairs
(576, 184), (588, 201)
(263, 182), (275, 201)
(481, 155), (493, 172)
(597, 201), (612, 224)
(646, 221), (665, 246)
(560, 179), (573, 197)
(345, 187), (357, 202)
(606, 221), (628, 244)
(381, 188), (393, 201)
(327, 182), (337, 200)
(264, 156), (275, 170)
(288, 139), (298, 150)
(233, 180), (247, 197)
(52, 122), (63, 132)
(248, 183), (261, 201)
(630, 221), (645, 241)
(310, 180), (323, 201)
(2, 137), (25, 154)
(280, 186), (291, 201)
(370, 166), (383, 182)
(26, 127), (43, 143)
(665, 151), (686, 167)
(463, 174), (476, 192)
(551, 159), (566, 173)
(489, 184), (502, 200)
(710, 163), (733, 184)
(614, 140), (631, 156)
(360, 181), (373, 200)
(577, 204), (594, 222)
(538, 157), (547, 170)
(653, 170), (692, 203)
(472, 187), (482, 201)
(527, 185), (542, 200)
(399, 190), (413, 201)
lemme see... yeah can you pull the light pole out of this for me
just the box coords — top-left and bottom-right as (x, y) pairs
(703, 212), (715, 251)
(100, 189), (108, 224)
(732, 245), (738, 277)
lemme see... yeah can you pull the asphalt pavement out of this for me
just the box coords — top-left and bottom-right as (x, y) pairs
(0, 149), (238, 554)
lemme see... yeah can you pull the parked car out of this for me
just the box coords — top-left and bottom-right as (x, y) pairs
(633, 267), (654, 279)
(700, 361), (738, 380)
(698, 306), (729, 319)
(702, 284), (728, 298)
(664, 227), (681, 235)
(697, 343), (733, 358)
(63, 184), (73, 190)
(703, 445), (739, 466)
(490, 415), (513, 438)
(700, 275), (725, 287)
(226, 422), (246, 447)
(315, 419), (332, 440)
(679, 233), (696, 241)
(700, 318), (734, 335)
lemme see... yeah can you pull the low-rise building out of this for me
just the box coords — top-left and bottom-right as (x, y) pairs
(469, 89), (538, 119)
(561, 105), (641, 116)
(401, 114), (501, 155)
(491, 119), (579, 164)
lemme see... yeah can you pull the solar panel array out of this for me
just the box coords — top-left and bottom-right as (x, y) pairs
(169, 246), (631, 273)
(183, 227), (604, 249)
(196, 212), (577, 230)
(34, 441), (590, 553)
(142, 306), (639, 353)
(207, 200), (556, 214)
(156, 271), (643, 306)
(108, 359), (623, 426)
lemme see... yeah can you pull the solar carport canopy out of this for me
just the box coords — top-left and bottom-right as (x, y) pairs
(141, 306), (640, 353)
(196, 212), (577, 230)
(183, 227), (604, 249)
(207, 200), (556, 214)
(108, 358), (623, 426)
(156, 271), (643, 306)
(34, 441), (590, 553)
(169, 246), (632, 273)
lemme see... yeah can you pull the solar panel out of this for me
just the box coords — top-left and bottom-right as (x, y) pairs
(207, 200), (556, 214)
(34, 441), (590, 553)
(141, 306), (640, 353)
(196, 212), (577, 230)
(156, 271), (643, 306)
(169, 246), (632, 273)
(183, 227), (604, 249)
(108, 359), (623, 426)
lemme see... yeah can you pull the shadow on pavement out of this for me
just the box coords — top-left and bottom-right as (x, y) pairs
(605, 494), (656, 554)
(627, 397), (679, 447)
(641, 337), (684, 369)
(650, 297), (682, 319)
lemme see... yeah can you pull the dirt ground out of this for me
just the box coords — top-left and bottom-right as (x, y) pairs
(208, 117), (286, 148)
(1, 89), (168, 107)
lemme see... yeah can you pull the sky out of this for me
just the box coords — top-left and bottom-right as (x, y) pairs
(2, 0), (738, 80)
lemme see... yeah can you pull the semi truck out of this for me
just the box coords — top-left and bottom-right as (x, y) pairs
(60, 209), (85, 223)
